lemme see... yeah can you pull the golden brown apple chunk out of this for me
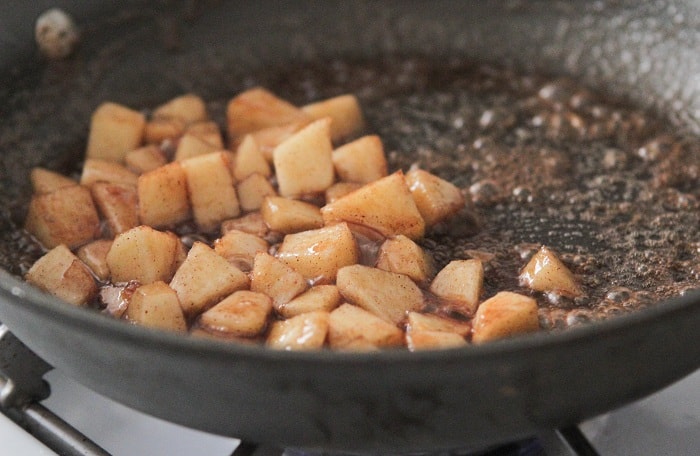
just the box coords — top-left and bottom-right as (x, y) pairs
(198, 290), (272, 337)
(91, 182), (139, 236)
(267, 310), (330, 351)
(137, 162), (190, 228)
(277, 223), (359, 282)
(30, 167), (77, 194)
(471, 291), (539, 343)
(226, 87), (311, 139)
(125, 146), (168, 174)
(260, 196), (324, 234)
(106, 226), (181, 285)
(26, 245), (97, 306)
(328, 303), (403, 351)
(126, 281), (187, 332)
(152, 93), (208, 125)
(76, 239), (113, 281)
(237, 174), (277, 212)
(174, 133), (219, 162)
(336, 264), (423, 324)
(405, 312), (470, 351)
(80, 159), (139, 188)
(332, 135), (387, 184)
(405, 169), (466, 227)
(25, 185), (100, 250)
(302, 94), (365, 143)
(375, 235), (434, 285)
(144, 117), (186, 145)
(170, 242), (249, 317)
(250, 252), (308, 307)
(519, 246), (582, 297)
(429, 259), (484, 315)
(221, 212), (270, 238)
(276, 285), (342, 318)
(321, 171), (425, 240)
(233, 135), (271, 181)
(213, 229), (269, 272)
(86, 102), (145, 163)
(406, 330), (468, 351)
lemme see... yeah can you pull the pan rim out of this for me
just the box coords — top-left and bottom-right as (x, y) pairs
(2, 267), (698, 365)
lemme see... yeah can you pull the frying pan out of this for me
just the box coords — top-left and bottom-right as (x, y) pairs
(1, 0), (700, 453)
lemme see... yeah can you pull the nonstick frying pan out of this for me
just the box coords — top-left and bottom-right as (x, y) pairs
(1, 1), (700, 453)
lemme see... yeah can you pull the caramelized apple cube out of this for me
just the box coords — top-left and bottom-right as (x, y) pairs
(325, 182), (361, 204)
(250, 252), (308, 307)
(174, 133), (218, 161)
(91, 182), (139, 236)
(405, 169), (465, 227)
(429, 259), (483, 315)
(125, 146), (168, 174)
(152, 93), (207, 125)
(213, 229), (269, 272)
(276, 285), (341, 318)
(170, 242), (249, 317)
(260, 196), (323, 234)
(328, 303), (403, 351)
(233, 135), (271, 181)
(406, 330), (467, 351)
(321, 171), (425, 240)
(126, 281), (187, 332)
(272, 117), (335, 197)
(198, 290), (272, 337)
(332, 135), (387, 184)
(519, 246), (582, 297)
(80, 159), (139, 188)
(267, 310), (330, 350)
(277, 223), (358, 282)
(226, 87), (311, 139)
(30, 167), (77, 194)
(144, 117), (186, 145)
(181, 152), (240, 232)
(471, 291), (539, 343)
(186, 121), (224, 149)
(237, 173), (277, 212)
(336, 264), (423, 324)
(302, 94), (365, 143)
(25, 185), (100, 249)
(405, 312), (471, 336)
(76, 239), (112, 281)
(376, 235), (434, 285)
(106, 225), (181, 285)
(26, 245), (97, 306)
(221, 212), (269, 238)
(250, 121), (309, 161)
(137, 162), (190, 228)
(86, 102), (146, 163)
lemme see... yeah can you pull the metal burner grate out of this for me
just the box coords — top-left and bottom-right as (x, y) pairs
(0, 325), (598, 456)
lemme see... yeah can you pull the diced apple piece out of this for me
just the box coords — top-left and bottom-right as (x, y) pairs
(328, 303), (403, 351)
(471, 291), (539, 343)
(170, 242), (249, 317)
(76, 239), (112, 281)
(277, 223), (358, 282)
(272, 117), (335, 197)
(332, 135), (387, 184)
(302, 94), (365, 143)
(321, 171), (425, 240)
(405, 312), (471, 336)
(429, 259), (483, 315)
(125, 146), (168, 174)
(250, 121), (309, 161)
(267, 310), (330, 350)
(174, 133), (218, 161)
(260, 196), (323, 234)
(181, 152), (240, 232)
(325, 182), (361, 204)
(144, 117), (186, 145)
(226, 87), (311, 139)
(91, 182), (139, 236)
(276, 285), (341, 318)
(26, 245), (97, 306)
(406, 330), (467, 351)
(233, 135), (271, 181)
(237, 174), (277, 212)
(25, 185), (100, 249)
(86, 102), (146, 163)
(376, 235), (434, 285)
(405, 169), (465, 227)
(250, 252), (308, 307)
(106, 225), (181, 285)
(137, 162), (190, 228)
(221, 212), (269, 238)
(198, 290), (272, 337)
(30, 167), (77, 194)
(336, 264), (423, 324)
(186, 121), (224, 149)
(213, 229), (269, 272)
(80, 159), (138, 188)
(153, 93), (207, 125)
(519, 246), (582, 297)
(126, 281), (187, 332)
